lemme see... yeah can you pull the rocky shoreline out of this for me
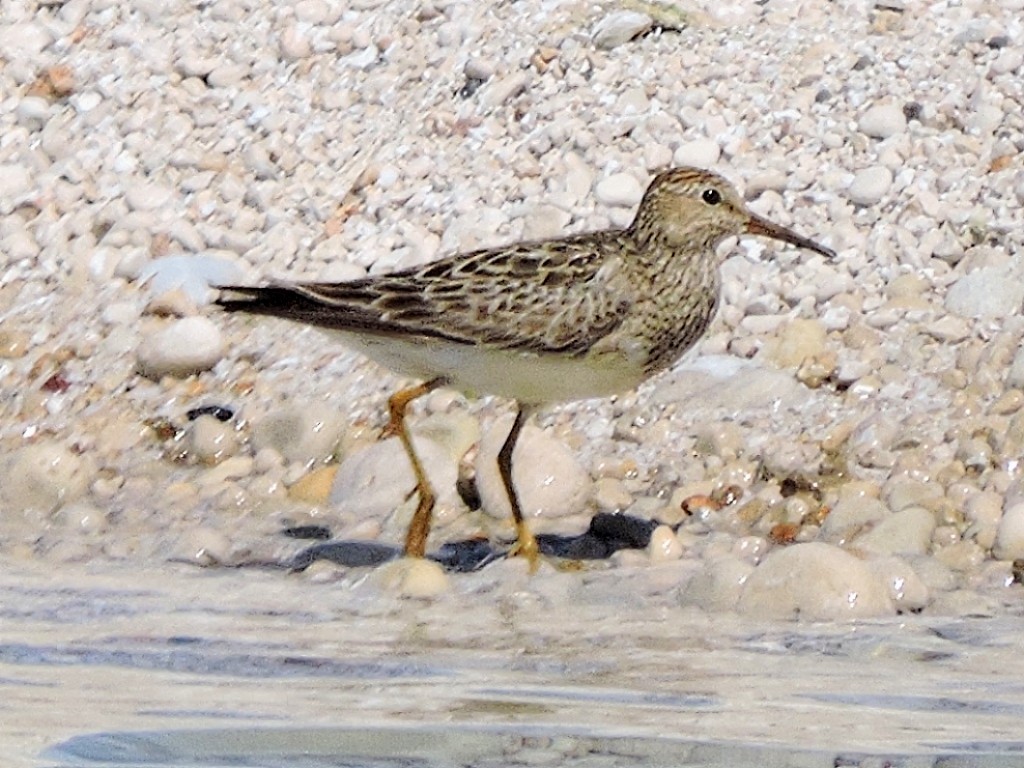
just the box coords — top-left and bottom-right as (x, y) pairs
(2, 0), (1023, 618)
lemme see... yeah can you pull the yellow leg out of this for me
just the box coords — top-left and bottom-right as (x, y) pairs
(497, 406), (540, 572)
(388, 378), (445, 558)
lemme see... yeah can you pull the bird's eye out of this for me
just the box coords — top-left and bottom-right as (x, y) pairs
(701, 188), (722, 205)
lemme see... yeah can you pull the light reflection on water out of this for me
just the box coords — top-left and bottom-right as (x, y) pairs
(2, 562), (1024, 768)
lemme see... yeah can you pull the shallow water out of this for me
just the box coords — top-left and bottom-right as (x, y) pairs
(3, 561), (1024, 768)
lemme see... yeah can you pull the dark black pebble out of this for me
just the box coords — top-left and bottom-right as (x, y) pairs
(186, 405), (234, 422)
(282, 525), (333, 541)
(288, 541), (401, 571)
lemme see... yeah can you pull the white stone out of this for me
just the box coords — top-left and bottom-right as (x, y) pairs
(330, 435), (466, 525)
(475, 414), (593, 523)
(0, 443), (91, 514)
(0, 163), (33, 213)
(852, 507), (936, 556)
(737, 543), (895, 619)
(592, 11), (652, 49)
(253, 407), (346, 465)
(136, 316), (225, 378)
(672, 139), (720, 168)
(125, 181), (174, 211)
(846, 166), (892, 206)
(479, 73), (529, 108)
(680, 555), (753, 612)
(279, 24), (312, 60)
(139, 253), (245, 304)
(991, 48), (1023, 75)
(993, 502), (1024, 560)
(594, 173), (644, 208)
(945, 264), (1024, 319)
(873, 556), (930, 612)
(857, 103), (907, 138)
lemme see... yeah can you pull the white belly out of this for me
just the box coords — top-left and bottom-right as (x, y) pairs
(328, 330), (643, 404)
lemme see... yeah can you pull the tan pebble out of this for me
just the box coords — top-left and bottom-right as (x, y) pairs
(413, 411), (480, 463)
(738, 543), (895, 619)
(0, 442), (91, 514)
(0, 328), (30, 358)
(647, 525), (682, 562)
(372, 558), (449, 598)
(990, 390), (1024, 416)
(197, 456), (254, 485)
(764, 318), (827, 368)
(288, 464), (339, 503)
(188, 415), (238, 463)
(680, 555), (753, 612)
(164, 481), (199, 504)
(61, 501), (107, 534)
(821, 420), (856, 452)
(251, 406), (346, 465)
(593, 476), (633, 513)
(796, 352), (837, 388)
(185, 527), (232, 566)
(934, 540), (986, 572)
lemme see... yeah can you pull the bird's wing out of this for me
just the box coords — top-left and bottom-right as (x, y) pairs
(217, 234), (636, 356)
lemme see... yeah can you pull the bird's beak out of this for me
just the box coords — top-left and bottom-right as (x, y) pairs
(745, 212), (835, 259)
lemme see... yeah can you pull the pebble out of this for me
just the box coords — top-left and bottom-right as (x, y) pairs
(647, 525), (683, 563)
(136, 316), (225, 378)
(672, 139), (720, 168)
(0, 163), (33, 213)
(594, 173), (644, 208)
(593, 477), (633, 513)
(479, 73), (529, 108)
(592, 11), (652, 49)
(368, 558), (449, 598)
(0, 443), (91, 514)
(851, 507), (936, 556)
(288, 465), (338, 504)
(188, 415), (239, 463)
(822, 493), (888, 540)
(736, 543), (895, 619)
(475, 415), (593, 524)
(857, 103), (907, 138)
(763, 318), (827, 368)
(873, 556), (930, 612)
(279, 24), (312, 60)
(330, 435), (465, 525)
(993, 502), (1024, 560)
(0, 328), (31, 358)
(846, 166), (892, 206)
(680, 555), (753, 613)
(125, 182), (174, 212)
(251, 406), (346, 465)
(944, 264), (1024, 319)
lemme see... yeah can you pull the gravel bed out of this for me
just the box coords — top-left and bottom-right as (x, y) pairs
(2, 0), (1024, 617)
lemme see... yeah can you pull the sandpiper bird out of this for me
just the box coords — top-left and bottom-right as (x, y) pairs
(217, 167), (834, 567)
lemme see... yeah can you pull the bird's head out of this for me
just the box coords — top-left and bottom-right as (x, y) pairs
(630, 167), (835, 259)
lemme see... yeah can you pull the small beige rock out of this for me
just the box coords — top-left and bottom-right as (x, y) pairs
(188, 415), (238, 463)
(475, 414), (593, 523)
(289, 465), (339, 503)
(0, 443), (91, 514)
(737, 543), (895, 619)
(648, 525), (683, 563)
(252, 406), (346, 465)
(371, 558), (449, 598)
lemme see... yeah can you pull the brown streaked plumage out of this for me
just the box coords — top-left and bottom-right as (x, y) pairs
(217, 167), (834, 567)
